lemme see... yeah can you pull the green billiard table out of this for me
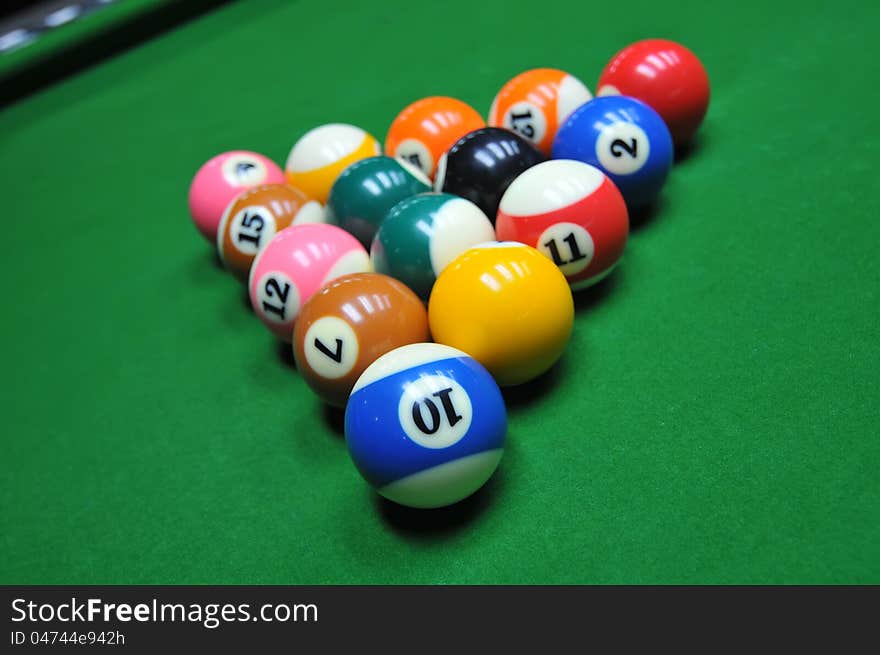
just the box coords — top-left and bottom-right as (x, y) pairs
(1, 0), (878, 585)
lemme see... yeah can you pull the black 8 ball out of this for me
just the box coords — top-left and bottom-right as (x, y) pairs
(434, 127), (546, 223)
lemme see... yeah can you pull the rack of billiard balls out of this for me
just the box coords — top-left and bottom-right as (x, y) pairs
(187, 39), (710, 510)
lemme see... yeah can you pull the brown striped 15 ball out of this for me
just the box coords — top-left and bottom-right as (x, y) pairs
(217, 184), (325, 280)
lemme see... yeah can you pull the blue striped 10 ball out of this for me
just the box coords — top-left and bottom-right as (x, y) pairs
(344, 343), (507, 508)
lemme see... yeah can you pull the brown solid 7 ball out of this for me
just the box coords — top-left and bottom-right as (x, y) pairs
(292, 273), (430, 407)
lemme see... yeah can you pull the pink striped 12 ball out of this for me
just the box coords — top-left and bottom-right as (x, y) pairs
(249, 224), (371, 341)
(495, 159), (629, 289)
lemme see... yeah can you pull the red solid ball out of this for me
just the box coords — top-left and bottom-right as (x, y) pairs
(596, 39), (710, 148)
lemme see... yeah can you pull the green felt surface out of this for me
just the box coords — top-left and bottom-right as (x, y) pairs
(1, 0), (878, 584)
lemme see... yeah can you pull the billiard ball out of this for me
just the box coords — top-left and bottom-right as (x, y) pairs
(488, 68), (592, 155)
(434, 127), (545, 221)
(496, 160), (628, 289)
(293, 273), (430, 407)
(596, 39), (710, 147)
(217, 184), (325, 280)
(249, 224), (371, 341)
(428, 242), (573, 386)
(345, 342), (506, 509)
(188, 151), (285, 242)
(385, 96), (485, 180)
(552, 96), (673, 210)
(326, 156), (431, 248)
(371, 192), (495, 301)
(285, 123), (381, 203)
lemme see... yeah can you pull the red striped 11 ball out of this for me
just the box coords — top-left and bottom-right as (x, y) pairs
(495, 159), (628, 289)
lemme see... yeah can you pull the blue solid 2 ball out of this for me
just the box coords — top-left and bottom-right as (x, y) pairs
(552, 95), (673, 209)
(345, 343), (507, 509)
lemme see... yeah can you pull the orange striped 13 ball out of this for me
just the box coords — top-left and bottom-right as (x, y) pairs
(488, 68), (592, 155)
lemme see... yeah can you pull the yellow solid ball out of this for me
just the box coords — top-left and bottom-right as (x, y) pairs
(428, 242), (574, 386)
